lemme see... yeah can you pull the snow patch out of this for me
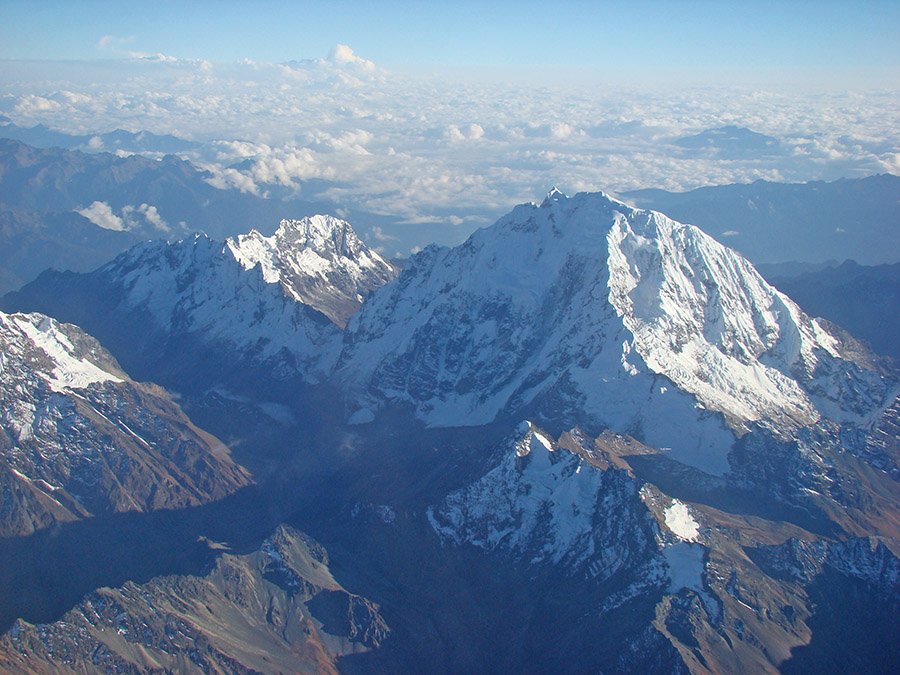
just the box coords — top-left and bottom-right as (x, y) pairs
(664, 500), (700, 541)
(3, 313), (121, 392)
(532, 429), (553, 451)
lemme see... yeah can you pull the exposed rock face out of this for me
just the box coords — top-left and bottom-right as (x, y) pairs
(0, 525), (388, 673)
(0, 310), (250, 537)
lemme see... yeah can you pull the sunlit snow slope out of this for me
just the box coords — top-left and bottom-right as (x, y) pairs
(338, 190), (894, 474)
(227, 215), (396, 328)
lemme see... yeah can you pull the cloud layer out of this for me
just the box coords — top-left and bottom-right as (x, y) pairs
(3, 48), (897, 248)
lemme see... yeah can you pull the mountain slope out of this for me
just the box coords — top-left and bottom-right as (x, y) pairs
(760, 260), (900, 361)
(0, 311), (251, 537)
(2, 233), (349, 395)
(227, 215), (396, 327)
(421, 420), (900, 673)
(337, 189), (895, 476)
(0, 525), (388, 673)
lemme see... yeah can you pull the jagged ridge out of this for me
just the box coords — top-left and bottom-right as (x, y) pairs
(227, 215), (396, 328)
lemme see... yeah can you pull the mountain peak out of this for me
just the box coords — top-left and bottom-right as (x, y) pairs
(267, 214), (371, 262)
(228, 215), (396, 327)
(339, 189), (894, 475)
(541, 186), (567, 206)
(277, 214), (352, 245)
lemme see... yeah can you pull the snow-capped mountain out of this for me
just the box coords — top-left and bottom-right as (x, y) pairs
(3, 215), (396, 392)
(426, 421), (713, 602)
(0, 190), (897, 672)
(422, 419), (899, 672)
(90, 233), (341, 376)
(0, 311), (250, 536)
(427, 422), (659, 576)
(338, 189), (896, 475)
(227, 215), (396, 328)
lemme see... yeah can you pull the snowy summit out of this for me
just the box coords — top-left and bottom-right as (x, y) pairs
(337, 190), (895, 475)
(227, 215), (396, 327)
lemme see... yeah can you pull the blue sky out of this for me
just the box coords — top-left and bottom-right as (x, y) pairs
(2, 0), (898, 86)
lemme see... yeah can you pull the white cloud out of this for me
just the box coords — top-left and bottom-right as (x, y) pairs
(122, 203), (170, 232)
(139, 204), (168, 232)
(721, 230), (740, 237)
(329, 44), (376, 72)
(205, 166), (263, 195)
(550, 122), (575, 139)
(3, 50), (896, 231)
(444, 123), (485, 142)
(371, 226), (397, 241)
(13, 95), (60, 115)
(77, 201), (125, 231)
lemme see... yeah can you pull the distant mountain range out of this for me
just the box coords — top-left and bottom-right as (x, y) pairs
(673, 125), (784, 159)
(623, 174), (900, 265)
(759, 260), (900, 362)
(0, 139), (400, 295)
(0, 115), (200, 154)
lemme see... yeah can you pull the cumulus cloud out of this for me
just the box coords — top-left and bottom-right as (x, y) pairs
(76, 201), (170, 233)
(123, 203), (170, 232)
(204, 142), (338, 195)
(205, 166), (264, 195)
(371, 226), (397, 241)
(13, 95), (61, 115)
(329, 44), (376, 72)
(444, 123), (485, 141)
(550, 122), (576, 139)
(77, 201), (125, 231)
